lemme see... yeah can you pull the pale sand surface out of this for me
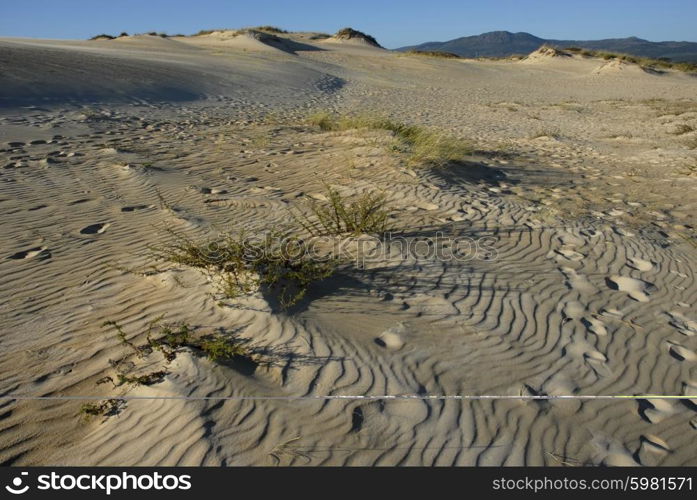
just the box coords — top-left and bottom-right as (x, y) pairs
(1, 34), (696, 465)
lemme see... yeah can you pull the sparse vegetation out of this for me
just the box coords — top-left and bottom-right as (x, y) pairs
(291, 184), (391, 236)
(153, 229), (336, 308)
(81, 319), (263, 422)
(563, 47), (697, 73)
(251, 26), (288, 34)
(406, 50), (461, 59)
(116, 371), (168, 387)
(103, 319), (255, 367)
(193, 29), (219, 36)
(79, 399), (125, 420)
(306, 111), (472, 167)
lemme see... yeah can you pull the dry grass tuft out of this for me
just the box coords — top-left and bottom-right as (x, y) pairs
(306, 111), (472, 167)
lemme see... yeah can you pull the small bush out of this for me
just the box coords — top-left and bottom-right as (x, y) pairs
(154, 230), (336, 308)
(306, 111), (471, 167)
(198, 335), (249, 361)
(292, 185), (391, 236)
(334, 27), (381, 47)
(89, 34), (115, 40)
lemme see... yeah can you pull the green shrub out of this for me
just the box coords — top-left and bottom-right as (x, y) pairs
(291, 185), (390, 236)
(154, 230), (336, 308)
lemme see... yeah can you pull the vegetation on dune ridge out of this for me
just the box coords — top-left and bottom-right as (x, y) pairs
(89, 31), (169, 40)
(406, 50), (461, 59)
(192, 26), (287, 37)
(88, 33), (115, 40)
(562, 47), (697, 73)
(334, 27), (382, 48)
(306, 111), (472, 167)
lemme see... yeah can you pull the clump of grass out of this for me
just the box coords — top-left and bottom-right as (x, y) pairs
(306, 111), (471, 167)
(153, 230), (336, 308)
(291, 185), (391, 236)
(406, 50), (461, 59)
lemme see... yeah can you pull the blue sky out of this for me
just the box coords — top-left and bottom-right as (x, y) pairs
(1, 0), (696, 48)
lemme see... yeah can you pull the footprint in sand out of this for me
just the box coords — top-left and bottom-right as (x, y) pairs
(121, 204), (153, 212)
(374, 323), (406, 351)
(559, 300), (585, 320)
(636, 435), (671, 466)
(581, 316), (607, 336)
(666, 341), (697, 362)
(627, 257), (654, 271)
(8, 246), (51, 261)
(560, 267), (597, 294)
(415, 201), (439, 211)
(606, 275), (655, 302)
(80, 222), (110, 235)
(666, 311), (697, 336)
(682, 381), (697, 405)
(555, 247), (584, 261)
(564, 339), (610, 377)
(638, 398), (676, 424)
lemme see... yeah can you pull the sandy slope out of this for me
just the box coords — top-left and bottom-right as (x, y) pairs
(0, 34), (696, 466)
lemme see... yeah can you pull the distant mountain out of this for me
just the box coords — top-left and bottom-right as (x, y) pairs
(397, 31), (697, 62)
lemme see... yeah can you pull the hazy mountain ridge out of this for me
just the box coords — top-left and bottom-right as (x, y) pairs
(397, 31), (697, 61)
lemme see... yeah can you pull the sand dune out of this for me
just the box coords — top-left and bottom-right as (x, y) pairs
(0, 35), (696, 466)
